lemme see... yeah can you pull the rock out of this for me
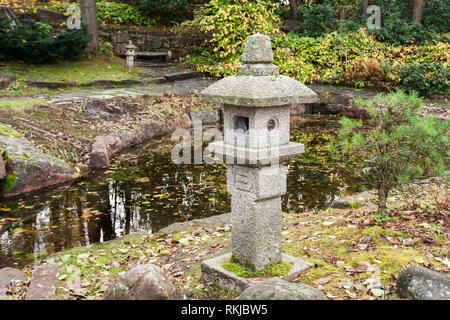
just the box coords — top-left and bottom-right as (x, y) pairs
(163, 71), (199, 82)
(90, 119), (169, 169)
(237, 279), (327, 300)
(0, 153), (5, 180)
(190, 109), (221, 125)
(0, 77), (11, 90)
(111, 31), (129, 44)
(0, 74), (16, 82)
(0, 267), (27, 298)
(397, 266), (450, 300)
(89, 135), (123, 169)
(84, 80), (115, 87)
(330, 191), (377, 208)
(25, 263), (61, 300)
(168, 113), (192, 130)
(118, 119), (168, 149)
(141, 77), (167, 84)
(36, 8), (66, 21)
(28, 81), (78, 89)
(113, 45), (127, 56)
(103, 264), (179, 300)
(0, 124), (78, 197)
(119, 79), (144, 85)
(290, 103), (312, 115)
(151, 37), (162, 49)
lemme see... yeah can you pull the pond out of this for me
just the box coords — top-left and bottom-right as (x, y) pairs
(0, 115), (367, 268)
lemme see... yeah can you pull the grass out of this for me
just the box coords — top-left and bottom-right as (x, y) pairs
(0, 53), (145, 97)
(0, 99), (48, 111)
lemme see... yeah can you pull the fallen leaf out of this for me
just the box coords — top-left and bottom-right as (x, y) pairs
(317, 277), (331, 285)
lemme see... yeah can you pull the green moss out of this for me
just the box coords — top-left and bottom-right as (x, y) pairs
(3, 150), (13, 161)
(2, 174), (17, 194)
(221, 256), (292, 278)
(0, 125), (22, 137)
(349, 201), (362, 209)
(362, 226), (404, 243)
(17, 155), (33, 161)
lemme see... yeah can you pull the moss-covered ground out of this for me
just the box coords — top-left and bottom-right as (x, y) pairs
(8, 178), (446, 300)
(221, 257), (292, 278)
(0, 54), (145, 97)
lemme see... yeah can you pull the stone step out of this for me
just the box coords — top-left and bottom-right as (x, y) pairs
(135, 62), (175, 68)
(163, 71), (199, 82)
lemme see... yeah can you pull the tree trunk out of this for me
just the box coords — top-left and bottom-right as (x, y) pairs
(289, 0), (298, 20)
(411, 0), (424, 23)
(377, 183), (389, 216)
(80, 0), (99, 52)
(362, 0), (369, 14)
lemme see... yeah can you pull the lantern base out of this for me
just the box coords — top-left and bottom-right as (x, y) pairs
(200, 252), (313, 294)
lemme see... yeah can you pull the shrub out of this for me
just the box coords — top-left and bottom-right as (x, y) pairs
(343, 0), (447, 45)
(294, 1), (338, 38)
(186, 2), (448, 95)
(398, 62), (450, 96)
(334, 90), (449, 216)
(135, 0), (188, 25)
(0, 16), (91, 64)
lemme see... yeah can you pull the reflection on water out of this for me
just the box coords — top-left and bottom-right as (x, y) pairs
(0, 115), (366, 268)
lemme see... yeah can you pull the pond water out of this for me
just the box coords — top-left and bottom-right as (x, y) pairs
(0, 115), (367, 268)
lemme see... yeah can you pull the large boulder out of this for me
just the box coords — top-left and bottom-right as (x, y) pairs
(237, 279), (327, 300)
(397, 266), (450, 300)
(0, 124), (78, 197)
(0, 267), (27, 298)
(103, 264), (179, 300)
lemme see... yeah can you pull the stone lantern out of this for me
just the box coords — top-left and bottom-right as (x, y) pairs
(200, 34), (318, 290)
(124, 40), (137, 69)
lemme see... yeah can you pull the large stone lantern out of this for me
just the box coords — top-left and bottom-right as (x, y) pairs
(200, 34), (318, 290)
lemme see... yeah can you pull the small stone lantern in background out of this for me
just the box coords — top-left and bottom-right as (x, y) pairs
(200, 34), (318, 291)
(124, 40), (137, 69)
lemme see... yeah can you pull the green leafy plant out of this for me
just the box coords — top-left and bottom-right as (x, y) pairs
(35, 22), (52, 37)
(99, 40), (114, 56)
(186, 0), (283, 77)
(399, 62), (450, 96)
(334, 90), (449, 216)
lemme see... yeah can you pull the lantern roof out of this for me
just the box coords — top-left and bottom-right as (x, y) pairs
(124, 40), (137, 50)
(200, 34), (318, 107)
